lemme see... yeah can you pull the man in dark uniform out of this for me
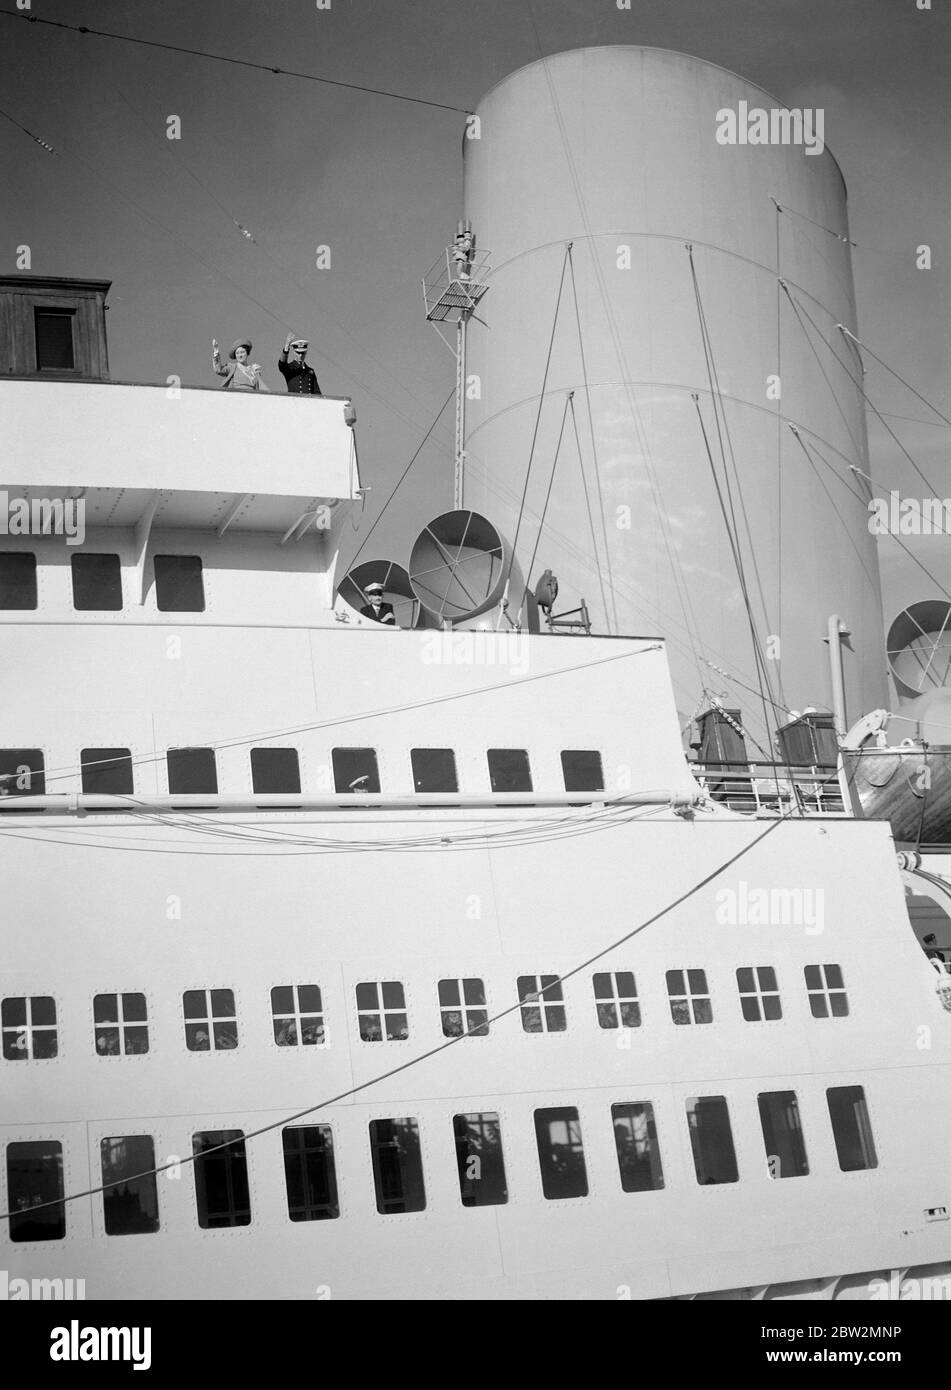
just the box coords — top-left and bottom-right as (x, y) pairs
(278, 334), (322, 395)
(359, 582), (396, 625)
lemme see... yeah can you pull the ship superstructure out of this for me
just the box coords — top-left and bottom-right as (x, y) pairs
(3, 46), (951, 1303)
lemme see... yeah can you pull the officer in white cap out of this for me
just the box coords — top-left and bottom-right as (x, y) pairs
(359, 582), (396, 625)
(279, 333), (322, 395)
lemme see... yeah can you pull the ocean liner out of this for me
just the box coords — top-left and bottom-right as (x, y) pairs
(2, 46), (951, 1302)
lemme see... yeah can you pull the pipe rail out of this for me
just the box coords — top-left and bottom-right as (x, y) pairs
(0, 789), (704, 815)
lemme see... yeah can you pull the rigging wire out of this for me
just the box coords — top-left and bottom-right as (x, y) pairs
(836, 326), (951, 430)
(503, 245), (570, 596)
(343, 388), (455, 571)
(521, 391), (571, 604)
(1, 9), (472, 115)
(566, 395), (612, 628)
(783, 287), (942, 500)
(566, 243), (619, 633)
(0, 811), (790, 1221)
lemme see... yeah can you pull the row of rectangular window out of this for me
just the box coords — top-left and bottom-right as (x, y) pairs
(0, 746), (606, 798)
(0, 553), (205, 612)
(5, 1087), (878, 1242)
(1, 966), (849, 1060)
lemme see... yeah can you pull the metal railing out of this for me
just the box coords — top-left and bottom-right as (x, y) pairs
(691, 761), (847, 815)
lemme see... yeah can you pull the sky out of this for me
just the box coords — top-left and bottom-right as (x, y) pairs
(1, 0), (948, 592)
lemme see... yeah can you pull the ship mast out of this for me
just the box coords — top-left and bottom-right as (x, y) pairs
(421, 221), (489, 509)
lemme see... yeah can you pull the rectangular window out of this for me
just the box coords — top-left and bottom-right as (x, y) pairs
(593, 971), (641, 1029)
(332, 747), (380, 794)
(1, 995), (57, 1060)
(80, 748), (134, 796)
(561, 750), (604, 792)
(487, 748), (532, 793)
(271, 985), (325, 1046)
(282, 1125), (339, 1221)
(101, 1136), (159, 1235)
(192, 1130), (251, 1228)
(438, 978), (488, 1037)
(737, 966), (782, 1022)
(0, 748), (45, 802)
(0, 553), (37, 610)
(34, 308), (75, 370)
(758, 1091), (809, 1178)
(827, 1086), (878, 1172)
(7, 1140), (65, 1241)
(356, 981), (407, 1041)
(667, 968), (713, 1025)
(369, 1118), (426, 1214)
(534, 1107), (588, 1199)
(453, 1113), (508, 1207)
(94, 993), (149, 1055)
(518, 975), (566, 1033)
(805, 963), (849, 1018)
(167, 748), (218, 796)
(611, 1102), (664, 1192)
(154, 554), (204, 612)
(183, 989), (238, 1051)
(411, 748), (458, 794)
(250, 747), (301, 795)
(71, 553), (122, 610)
(686, 1095), (738, 1185)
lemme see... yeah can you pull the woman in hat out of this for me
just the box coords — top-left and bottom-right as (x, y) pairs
(211, 337), (269, 391)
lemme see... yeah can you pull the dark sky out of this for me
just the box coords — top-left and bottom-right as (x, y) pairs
(1, 0), (948, 576)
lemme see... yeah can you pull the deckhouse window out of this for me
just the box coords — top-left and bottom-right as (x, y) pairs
(487, 748), (532, 793)
(737, 966), (782, 1021)
(411, 748), (458, 794)
(0, 553), (37, 609)
(154, 555), (205, 612)
(805, 963), (849, 1018)
(71, 553), (122, 610)
(167, 748), (218, 796)
(438, 978), (488, 1037)
(271, 985), (325, 1046)
(94, 993), (149, 1055)
(356, 981), (408, 1041)
(686, 1095), (738, 1185)
(369, 1118), (426, 1214)
(183, 989), (238, 1051)
(101, 1136), (160, 1235)
(192, 1131), (251, 1228)
(282, 1125), (339, 1221)
(666, 969), (713, 1024)
(611, 1102), (665, 1192)
(593, 971), (641, 1029)
(81, 748), (134, 796)
(534, 1107), (588, 1200)
(453, 1113), (508, 1207)
(332, 747), (380, 794)
(2, 995), (57, 1060)
(561, 750), (604, 792)
(6, 1140), (65, 1241)
(518, 975), (566, 1033)
(0, 748), (45, 802)
(34, 307), (75, 370)
(250, 747), (301, 794)
(827, 1086), (878, 1172)
(758, 1091), (809, 1178)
